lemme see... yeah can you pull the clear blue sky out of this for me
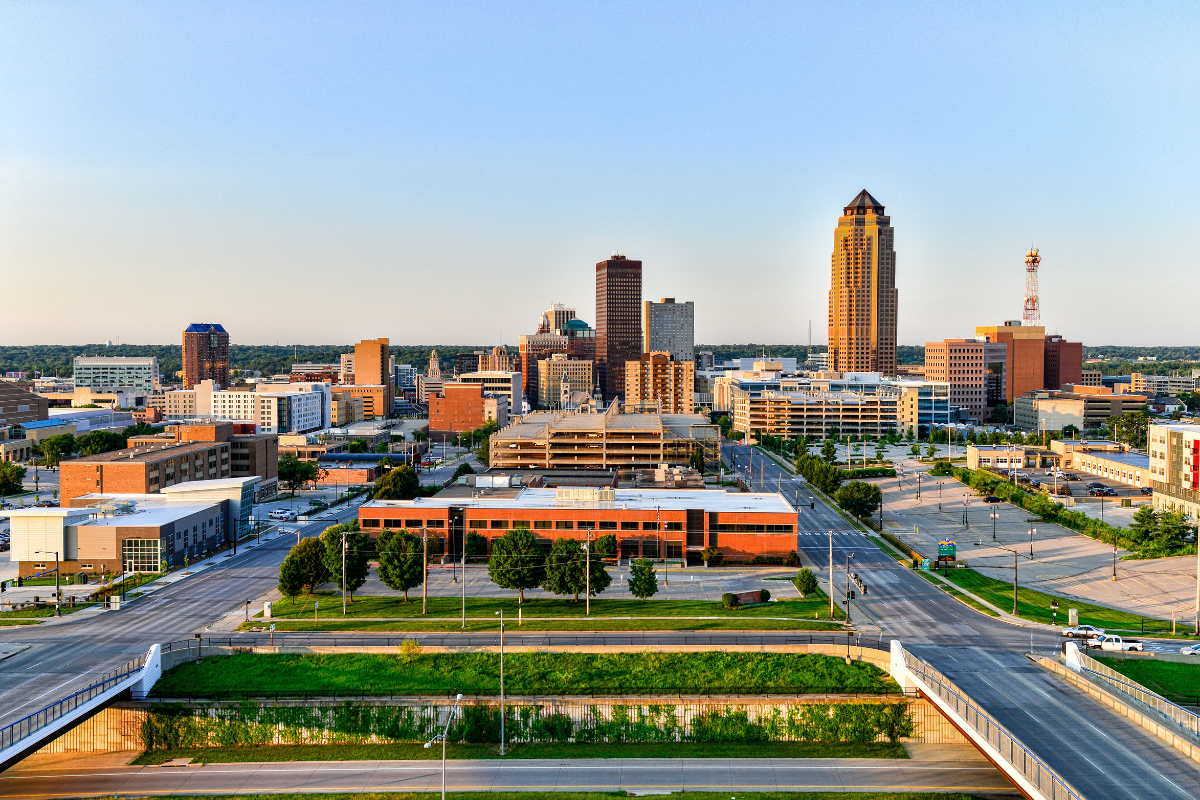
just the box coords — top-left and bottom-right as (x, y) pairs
(2, 2), (1197, 346)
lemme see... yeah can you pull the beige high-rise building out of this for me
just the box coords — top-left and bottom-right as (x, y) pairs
(625, 352), (694, 413)
(537, 354), (593, 409)
(828, 191), (897, 375)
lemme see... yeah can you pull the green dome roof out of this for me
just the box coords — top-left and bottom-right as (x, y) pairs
(562, 319), (590, 331)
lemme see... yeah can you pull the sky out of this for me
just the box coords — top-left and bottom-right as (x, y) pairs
(2, 2), (1198, 347)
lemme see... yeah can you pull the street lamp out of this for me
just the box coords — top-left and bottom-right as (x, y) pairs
(34, 550), (60, 617)
(990, 510), (999, 541)
(844, 552), (855, 627)
(1028, 527), (1036, 558)
(938, 481), (943, 511)
(424, 693), (464, 800)
(495, 611), (506, 754)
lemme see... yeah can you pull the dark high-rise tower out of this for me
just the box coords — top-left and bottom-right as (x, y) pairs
(595, 254), (642, 400)
(828, 190), (897, 375)
(182, 323), (231, 389)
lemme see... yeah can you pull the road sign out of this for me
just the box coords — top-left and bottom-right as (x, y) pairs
(921, 559), (931, 571)
(938, 540), (957, 560)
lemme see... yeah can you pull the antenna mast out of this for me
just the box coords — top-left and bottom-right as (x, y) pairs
(1023, 247), (1041, 325)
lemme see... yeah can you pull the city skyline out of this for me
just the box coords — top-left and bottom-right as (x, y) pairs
(3, 3), (1199, 346)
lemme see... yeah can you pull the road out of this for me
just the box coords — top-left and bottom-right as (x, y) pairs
(0, 753), (1018, 798)
(723, 442), (1200, 799)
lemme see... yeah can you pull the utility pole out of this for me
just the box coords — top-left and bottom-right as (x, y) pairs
(422, 532), (429, 614)
(1013, 549), (1019, 616)
(342, 531), (347, 615)
(828, 529), (834, 619)
(584, 540), (590, 616)
(461, 529), (467, 629)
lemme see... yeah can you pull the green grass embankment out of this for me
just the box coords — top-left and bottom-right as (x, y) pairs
(1093, 656), (1200, 705)
(152, 651), (900, 698)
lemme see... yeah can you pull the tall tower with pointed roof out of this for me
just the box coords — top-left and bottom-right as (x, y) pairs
(827, 190), (897, 376)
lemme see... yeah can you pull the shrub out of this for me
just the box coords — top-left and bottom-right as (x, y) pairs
(702, 546), (723, 566)
(785, 550), (801, 567)
(760, 588), (771, 603)
(721, 592), (738, 608)
(594, 533), (618, 559)
(795, 568), (819, 597)
(465, 532), (489, 557)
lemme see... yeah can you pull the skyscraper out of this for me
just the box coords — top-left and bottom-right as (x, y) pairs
(827, 191), (897, 376)
(643, 298), (694, 363)
(353, 338), (394, 401)
(595, 254), (642, 400)
(182, 323), (230, 389)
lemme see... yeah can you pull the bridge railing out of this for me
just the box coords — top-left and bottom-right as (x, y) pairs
(0, 651), (147, 754)
(1072, 649), (1199, 739)
(903, 648), (1084, 800)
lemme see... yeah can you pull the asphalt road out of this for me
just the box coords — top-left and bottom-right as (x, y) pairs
(0, 754), (1019, 799)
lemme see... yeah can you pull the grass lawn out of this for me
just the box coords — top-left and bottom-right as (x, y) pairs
(132, 740), (909, 765)
(915, 573), (998, 618)
(0, 618), (42, 626)
(151, 651), (900, 698)
(245, 595), (844, 632)
(935, 567), (1174, 633)
(0, 602), (95, 618)
(1093, 656), (1200, 705)
(134, 794), (971, 800)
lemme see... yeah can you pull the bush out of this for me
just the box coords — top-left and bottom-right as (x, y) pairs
(594, 533), (618, 559)
(760, 588), (771, 603)
(702, 546), (723, 566)
(785, 550), (801, 567)
(721, 592), (738, 608)
(465, 532), (489, 557)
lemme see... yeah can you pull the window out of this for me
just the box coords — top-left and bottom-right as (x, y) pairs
(511, 520), (530, 530)
(534, 520), (552, 529)
(122, 538), (161, 573)
(599, 521), (617, 530)
(34, 563), (46, 570)
(362, 518), (381, 528)
(80, 564), (93, 570)
(577, 521), (596, 530)
(469, 520), (487, 529)
(642, 521), (659, 531)
(490, 520), (509, 529)
(665, 521), (683, 531)
(621, 521), (639, 531)
(426, 520), (445, 528)
(405, 519), (423, 528)
(555, 520), (574, 530)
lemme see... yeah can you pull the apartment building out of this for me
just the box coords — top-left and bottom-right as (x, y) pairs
(73, 356), (161, 391)
(490, 404), (718, 473)
(1149, 422), (1200, 518)
(182, 323), (230, 389)
(360, 486), (797, 564)
(537, 354), (594, 409)
(924, 339), (986, 422)
(643, 298), (695, 363)
(625, 352), (695, 414)
(1131, 372), (1200, 396)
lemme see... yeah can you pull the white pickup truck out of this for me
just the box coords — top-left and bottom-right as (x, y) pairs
(1088, 634), (1144, 652)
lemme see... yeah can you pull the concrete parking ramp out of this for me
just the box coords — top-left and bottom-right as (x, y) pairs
(891, 641), (1200, 800)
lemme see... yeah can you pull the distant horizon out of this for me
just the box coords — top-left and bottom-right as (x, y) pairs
(4, 342), (1200, 352)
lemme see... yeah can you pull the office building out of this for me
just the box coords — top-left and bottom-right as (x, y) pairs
(182, 324), (230, 389)
(40, 387), (150, 409)
(478, 345), (519, 373)
(490, 404), (718, 473)
(0, 382), (50, 429)
(456, 351), (486, 377)
(976, 321), (1045, 402)
(1014, 386), (1149, 432)
(351, 338), (395, 404)
(520, 332), (567, 409)
(429, 383), (510, 436)
(73, 356), (161, 391)
(828, 190), (897, 375)
(539, 303), (577, 334)
(1044, 335), (1084, 391)
(330, 392), (365, 426)
(595, 254), (642, 400)
(60, 441), (232, 504)
(625, 352), (695, 414)
(537, 354), (594, 409)
(454, 371), (523, 412)
(983, 342), (1009, 412)
(1131, 372), (1200, 396)
(923, 339), (987, 422)
(695, 351), (715, 371)
(1080, 370), (1103, 387)
(162, 380), (330, 433)
(394, 363), (418, 390)
(360, 486), (798, 565)
(1149, 422), (1200, 518)
(643, 298), (694, 363)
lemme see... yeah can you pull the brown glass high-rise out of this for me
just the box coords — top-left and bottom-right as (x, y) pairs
(595, 255), (642, 400)
(182, 323), (231, 389)
(828, 190), (897, 375)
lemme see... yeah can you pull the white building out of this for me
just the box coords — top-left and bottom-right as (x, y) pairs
(643, 298), (695, 364)
(1149, 422), (1200, 519)
(163, 380), (330, 434)
(73, 356), (161, 391)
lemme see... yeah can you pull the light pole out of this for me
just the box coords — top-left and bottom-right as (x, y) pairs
(1113, 544), (1118, 582)
(583, 540), (591, 616)
(424, 693), (464, 800)
(938, 481), (943, 511)
(461, 528), (467, 629)
(1028, 527), (1036, 558)
(844, 552), (855, 627)
(341, 530), (348, 615)
(495, 610), (506, 754)
(828, 529), (834, 619)
(990, 510), (999, 541)
(34, 550), (60, 616)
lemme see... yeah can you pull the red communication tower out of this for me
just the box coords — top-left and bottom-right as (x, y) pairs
(1023, 247), (1040, 325)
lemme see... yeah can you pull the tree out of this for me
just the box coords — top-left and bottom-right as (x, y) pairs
(465, 531), (489, 557)
(1109, 411), (1149, 449)
(278, 453), (320, 495)
(925, 443), (937, 458)
(690, 446), (705, 474)
(452, 463), (476, 481)
(375, 441), (390, 454)
(834, 481), (882, 520)
(289, 536), (329, 594)
(277, 553), (305, 604)
(76, 430), (126, 456)
(541, 537), (610, 602)
(1156, 511), (1194, 549)
(377, 529), (424, 601)
(909, 444), (920, 457)
(487, 527), (546, 603)
(39, 433), (76, 468)
(969, 471), (997, 494)
(1062, 424), (1081, 439)
(795, 568), (819, 597)
(1128, 506), (1159, 544)
(121, 422), (159, 439)
(820, 440), (837, 464)
(594, 533), (618, 559)
(0, 462), (26, 496)
(373, 464), (420, 500)
(627, 558), (658, 601)
(347, 439), (369, 454)
(320, 522), (371, 603)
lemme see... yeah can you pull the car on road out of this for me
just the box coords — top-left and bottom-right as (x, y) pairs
(1046, 470), (1066, 478)
(1086, 481), (1105, 489)
(1088, 634), (1143, 652)
(1062, 624), (1105, 639)
(1140, 487), (1153, 496)
(982, 495), (1002, 503)
(267, 509), (296, 521)
(1180, 643), (1200, 656)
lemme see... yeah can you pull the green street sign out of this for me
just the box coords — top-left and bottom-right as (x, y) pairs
(938, 540), (957, 560)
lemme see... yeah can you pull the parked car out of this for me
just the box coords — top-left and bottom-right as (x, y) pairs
(1089, 634), (1143, 652)
(1180, 643), (1200, 656)
(1062, 624), (1105, 639)
(1063, 474), (1080, 481)
(1140, 487), (1153, 496)
(982, 495), (1002, 503)
(1086, 482), (1105, 489)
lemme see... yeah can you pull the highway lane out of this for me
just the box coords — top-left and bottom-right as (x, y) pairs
(0, 755), (1019, 798)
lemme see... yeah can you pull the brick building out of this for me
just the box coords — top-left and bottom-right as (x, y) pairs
(596, 255), (642, 400)
(923, 339), (986, 422)
(624, 352), (695, 414)
(182, 323), (230, 389)
(976, 321), (1045, 402)
(1044, 335), (1083, 391)
(125, 421), (278, 500)
(0, 381), (50, 429)
(429, 383), (509, 437)
(359, 486), (798, 564)
(60, 441), (232, 505)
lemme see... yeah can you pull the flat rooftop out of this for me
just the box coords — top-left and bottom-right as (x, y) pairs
(64, 441), (225, 464)
(1077, 451), (1150, 469)
(363, 487), (795, 514)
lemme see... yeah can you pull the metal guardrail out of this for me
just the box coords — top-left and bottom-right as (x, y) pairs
(1073, 650), (1200, 738)
(0, 650), (147, 754)
(903, 648), (1084, 800)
